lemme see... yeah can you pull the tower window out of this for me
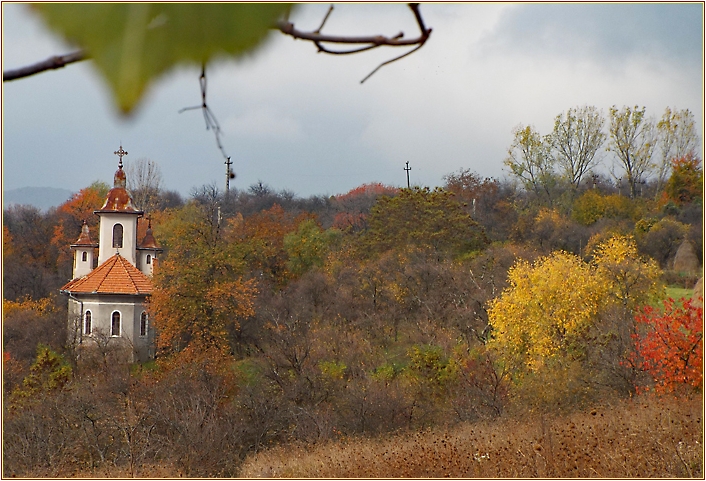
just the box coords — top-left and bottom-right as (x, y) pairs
(111, 311), (121, 336)
(84, 311), (92, 335)
(112, 224), (124, 248)
(82, 251), (88, 262)
(146, 255), (151, 265)
(140, 312), (148, 337)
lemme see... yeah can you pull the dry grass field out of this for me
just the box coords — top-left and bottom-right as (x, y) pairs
(240, 394), (703, 478)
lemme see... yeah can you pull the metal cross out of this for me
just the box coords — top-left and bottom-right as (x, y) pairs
(114, 145), (128, 168)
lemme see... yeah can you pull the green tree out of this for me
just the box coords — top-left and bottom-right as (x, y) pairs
(607, 105), (657, 198)
(9, 344), (72, 408)
(284, 219), (341, 278)
(549, 105), (606, 191)
(362, 187), (488, 257)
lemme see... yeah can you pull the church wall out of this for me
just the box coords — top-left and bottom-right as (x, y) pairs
(70, 294), (153, 363)
(72, 247), (95, 279)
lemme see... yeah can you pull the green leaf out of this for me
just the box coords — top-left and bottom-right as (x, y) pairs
(32, 3), (294, 113)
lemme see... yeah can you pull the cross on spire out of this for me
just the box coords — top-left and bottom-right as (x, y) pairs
(114, 145), (128, 168)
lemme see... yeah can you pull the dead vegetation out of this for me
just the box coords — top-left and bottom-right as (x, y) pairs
(240, 394), (703, 478)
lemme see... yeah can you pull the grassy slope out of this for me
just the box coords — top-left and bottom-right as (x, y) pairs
(240, 394), (703, 478)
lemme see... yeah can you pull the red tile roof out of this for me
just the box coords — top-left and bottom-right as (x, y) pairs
(61, 254), (153, 295)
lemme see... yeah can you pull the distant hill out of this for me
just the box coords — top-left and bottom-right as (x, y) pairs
(3, 186), (73, 212)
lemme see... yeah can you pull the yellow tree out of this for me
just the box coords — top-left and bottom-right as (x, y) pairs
(588, 234), (663, 392)
(487, 251), (610, 410)
(488, 251), (607, 372)
(590, 234), (662, 313)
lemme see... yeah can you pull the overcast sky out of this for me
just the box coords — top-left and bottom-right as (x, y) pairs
(2, 3), (703, 199)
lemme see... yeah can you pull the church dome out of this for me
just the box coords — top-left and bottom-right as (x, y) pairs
(95, 145), (143, 214)
(139, 222), (161, 250)
(71, 221), (99, 247)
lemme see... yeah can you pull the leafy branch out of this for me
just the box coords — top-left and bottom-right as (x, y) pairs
(3, 4), (431, 85)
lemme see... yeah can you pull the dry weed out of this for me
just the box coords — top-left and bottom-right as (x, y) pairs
(239, 394), (703, 478)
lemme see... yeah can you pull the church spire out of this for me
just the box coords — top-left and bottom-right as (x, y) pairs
(113, 145), (128, 188)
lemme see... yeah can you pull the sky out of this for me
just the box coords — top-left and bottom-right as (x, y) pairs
(2, 2), (704, 199)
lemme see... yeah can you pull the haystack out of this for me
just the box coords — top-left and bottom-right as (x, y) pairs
(673, 239), (700, 274)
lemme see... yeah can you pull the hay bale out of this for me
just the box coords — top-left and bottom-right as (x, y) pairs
(694, 277), (703, 302)
(673, 239), (700, 274)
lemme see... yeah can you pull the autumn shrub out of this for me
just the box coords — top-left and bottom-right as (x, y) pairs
(572, 190), (642, 225)
(632, 296), (703, 394)
(634, 216), (689, 267)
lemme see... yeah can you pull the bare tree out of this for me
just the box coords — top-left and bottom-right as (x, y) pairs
(607, 105), (657, 198)
(655, 107), (700, 196)
(549, 105), (606, 191)
(504, 124), (556, 205)
(125, 157), (163, 214)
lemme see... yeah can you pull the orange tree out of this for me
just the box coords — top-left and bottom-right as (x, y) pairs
(632, 297), (703, 394)
(151, 202), (256, 361)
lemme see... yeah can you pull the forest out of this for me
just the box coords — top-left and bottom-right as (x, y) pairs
(2, 105), (703, 477)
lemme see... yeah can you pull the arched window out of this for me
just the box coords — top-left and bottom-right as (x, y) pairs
(82, 251), (88, 262)
(111, 311), (121, 336)
(146, 254), (151, 265)
(140, 312), (148, 337)
(112, 224), (124, 248)
(84, 310), (92, 335)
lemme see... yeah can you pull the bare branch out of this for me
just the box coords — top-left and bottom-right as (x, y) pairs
(278, 3), (432, 82)
(3, 50), (87, 81)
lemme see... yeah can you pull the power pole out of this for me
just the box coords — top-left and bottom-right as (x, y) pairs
(404, 161), (411, 188)
(225, 156), (234, 197)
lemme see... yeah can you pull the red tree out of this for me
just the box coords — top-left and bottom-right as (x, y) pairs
(632, 297), (703, 393)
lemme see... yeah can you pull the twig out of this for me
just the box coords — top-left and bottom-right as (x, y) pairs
(3, 50), (87, 81)
(315, 5), (334, 33)
(178, 65), (230, 162)
(278, 3), (432, 83)
(360, 42), (424, 84)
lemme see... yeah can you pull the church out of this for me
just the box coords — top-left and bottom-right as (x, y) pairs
(60, 146), (161, 363)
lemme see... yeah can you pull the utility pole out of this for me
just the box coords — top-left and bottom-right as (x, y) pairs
(225, 156), (234, 197)
(404, 161), (411, 188)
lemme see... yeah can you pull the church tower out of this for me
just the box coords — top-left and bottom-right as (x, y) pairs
(95, 145), (143, 266)
(70, 221), (98, 279)
(137, 219), (162, 277)
(61, 145), (157, 363)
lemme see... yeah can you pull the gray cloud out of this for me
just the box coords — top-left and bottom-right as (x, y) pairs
(479, 3), (702, 64)
(2, 4), (703, 199)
